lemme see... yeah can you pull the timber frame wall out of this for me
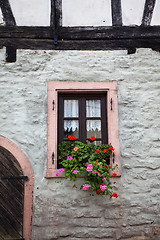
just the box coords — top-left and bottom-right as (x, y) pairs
(0, 0), (160, 62)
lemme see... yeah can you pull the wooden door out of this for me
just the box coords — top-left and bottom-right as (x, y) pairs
(0, 146), (26, 240)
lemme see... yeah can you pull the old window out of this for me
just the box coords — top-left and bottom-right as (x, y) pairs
(58, 93), (107, 144)
(46, 81), (121, 178)
(58, 93), (108, 168)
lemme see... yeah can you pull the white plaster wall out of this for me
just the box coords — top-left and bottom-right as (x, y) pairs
(9, 0), (50, 26)
(0, 48), (160, 240)
(62, 0), (112, 27)
(121, 0), (146, 26)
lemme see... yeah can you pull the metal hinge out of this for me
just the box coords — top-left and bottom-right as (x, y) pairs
(113, 152), (115, 163)
(52, 100), (55, 110)
(52, 152), (54, 164)
(110, 98), (113, 110)
(1, 176), (28, 181)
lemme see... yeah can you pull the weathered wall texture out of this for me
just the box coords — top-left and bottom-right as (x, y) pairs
(0, 48), (160, 240)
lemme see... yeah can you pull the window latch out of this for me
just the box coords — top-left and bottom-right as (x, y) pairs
(110, 98), (113, 110)
(52, 100), (55, 110)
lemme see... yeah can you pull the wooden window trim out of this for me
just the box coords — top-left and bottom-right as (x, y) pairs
(46, 81), (121, 178)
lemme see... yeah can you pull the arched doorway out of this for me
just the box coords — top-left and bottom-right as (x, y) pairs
(0, 136), (34, 240)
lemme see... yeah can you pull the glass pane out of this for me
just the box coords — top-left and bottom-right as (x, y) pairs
(86, 100), (101, 117)
(64, 120), (79, 138)
(87, 120), (101, 138)
(64, 100), (79, 117)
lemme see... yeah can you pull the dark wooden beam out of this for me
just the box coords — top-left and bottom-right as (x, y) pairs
(111, 0), (122, 26)
(6, 46), (16, 62)
(142, 0), (156, 26)
(0, 0), (16, 25)
(0, 38), (160, 51)
(51, 0), (62, 27)
(128, 48), (136, 55)
(0, 26), (160, 51)
(0, 0), (17, 62)
(0, 26), (160, 40)
(52, 0), (58, 45)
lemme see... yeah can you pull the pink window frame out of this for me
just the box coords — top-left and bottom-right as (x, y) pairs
(46, 81), (121, 178)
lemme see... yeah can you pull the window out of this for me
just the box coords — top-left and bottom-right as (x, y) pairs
(58, 93), (107, 144)
(46, 81), (121, 178)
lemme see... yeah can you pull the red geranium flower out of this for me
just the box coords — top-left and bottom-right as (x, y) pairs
(90, 136), (96, 142)
(107, 165), (110, 169)
(109, 146), (115, 151)
(96, 160), (99, 163)
(95, 149), (101, 153)
(86, 163), (88, 166)
(103, 149), (108, 153)
(111, 193), (118, 198)
(96, 190), (100, 194)
(112, 173), (117, 178)
(113, 181), (116, 184)
(68, 135), (77, 141)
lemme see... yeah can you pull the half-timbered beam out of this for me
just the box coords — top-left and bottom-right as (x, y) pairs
(142, 0), (156, 26)
(0, 38), (160, 51)
(0, 0), (16, 62)
(51, 0), (58, 45)
(0, 0), (16, 25)
(0, 26), (160, 40)
(0, 26), (160, 51)
(111, 0), (122, 26)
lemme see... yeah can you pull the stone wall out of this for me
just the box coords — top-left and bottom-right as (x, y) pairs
(0, 48), (160, 240)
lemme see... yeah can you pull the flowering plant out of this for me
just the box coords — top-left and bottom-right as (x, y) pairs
(57, 136), (118, 197)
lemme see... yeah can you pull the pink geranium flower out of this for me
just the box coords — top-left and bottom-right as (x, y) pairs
(74, 147), (79, 151)
(59, 168), (64, 173)
(98, 173), (103, 177)
(67, 156), (73, 160)
(55, 171), (59, 176)
(86, 164), (93, 172)
(73, 169), (79, 174)
(102, 178), (106, 181)
(82, 184), (91, 190)
(100, 184), (107, 191)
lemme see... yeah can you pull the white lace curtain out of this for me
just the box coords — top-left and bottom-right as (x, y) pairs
(86, 100), (101, 117)
(86, 100), (101, 131)
(64, 120), (79, 132)
(64, 100), (78, 117)
(64, 99), (101, 132)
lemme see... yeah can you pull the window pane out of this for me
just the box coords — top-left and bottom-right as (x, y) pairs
(64, 100), (79, 117)
(64, 120), (79, 138)
(87, 120), (101, 138)
(86, 100), (101, 117)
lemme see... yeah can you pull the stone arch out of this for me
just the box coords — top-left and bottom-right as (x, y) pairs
(0, 135), (34, 240)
